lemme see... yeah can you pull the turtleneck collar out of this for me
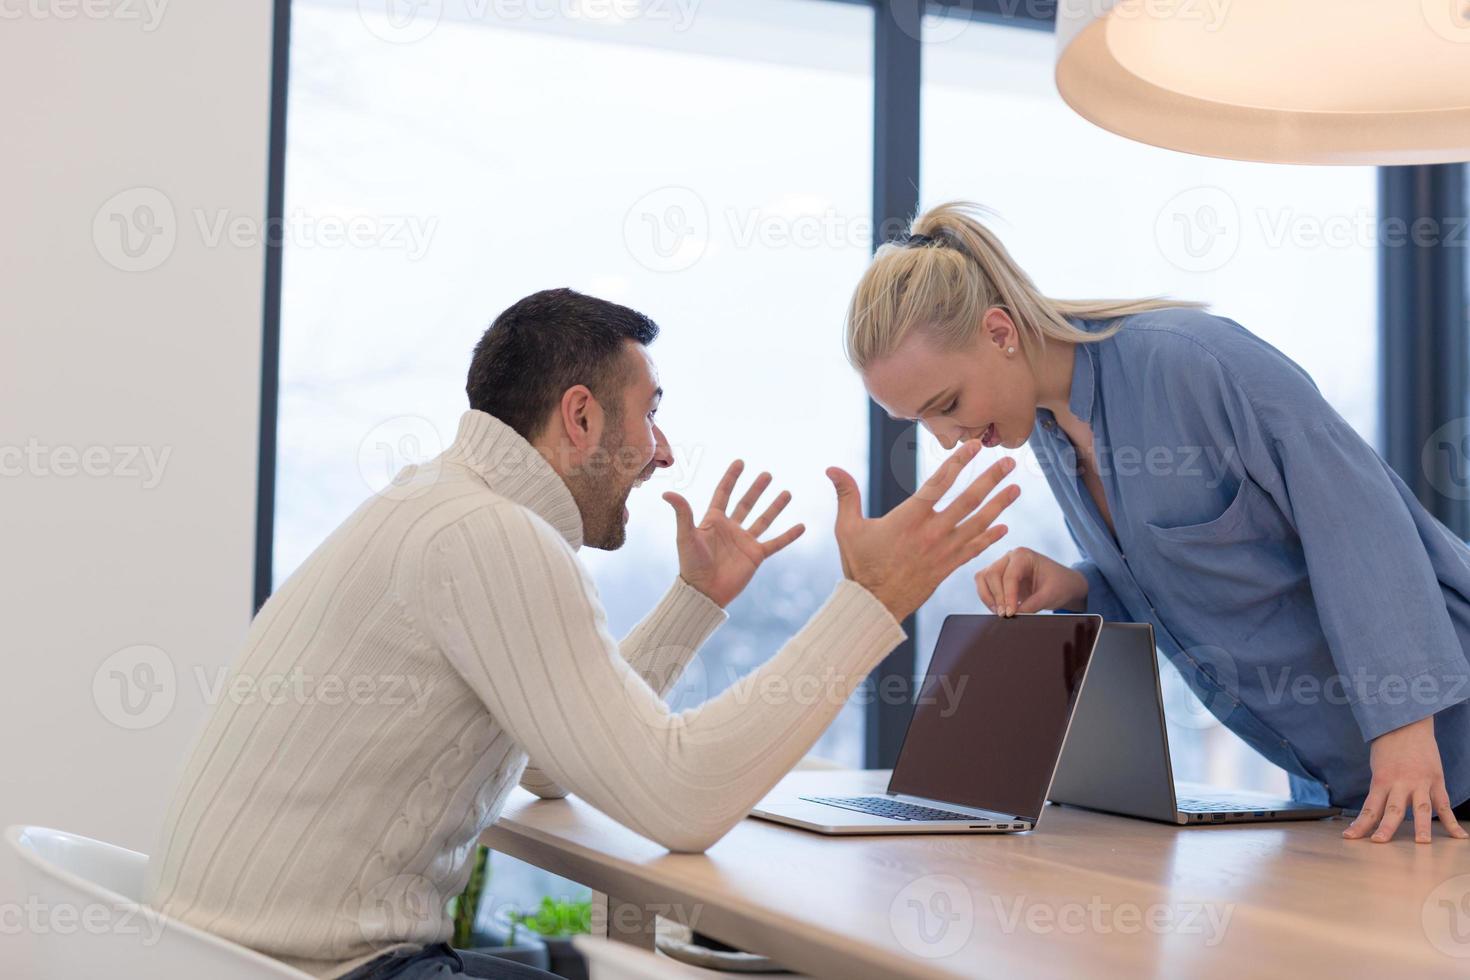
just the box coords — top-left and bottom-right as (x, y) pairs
(442, 410), (584, 551)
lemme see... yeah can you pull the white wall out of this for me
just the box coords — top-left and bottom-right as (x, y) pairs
(0, 0), (272, 897)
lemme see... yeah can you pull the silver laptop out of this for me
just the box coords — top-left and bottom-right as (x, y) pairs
(751, 613), (1103, 835)
(1049, 622), (1341, 825)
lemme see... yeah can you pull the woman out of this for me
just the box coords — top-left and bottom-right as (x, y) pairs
(845, 201), (1470, 845)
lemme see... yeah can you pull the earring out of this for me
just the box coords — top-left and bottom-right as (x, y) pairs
(1006, 346), (1016, 356)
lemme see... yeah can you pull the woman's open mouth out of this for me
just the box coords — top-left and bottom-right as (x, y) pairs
(981, 422), (999, 448)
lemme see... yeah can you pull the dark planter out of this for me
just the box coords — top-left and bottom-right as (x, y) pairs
(467, 925), (550, 971)
(536, 934), (589, 980)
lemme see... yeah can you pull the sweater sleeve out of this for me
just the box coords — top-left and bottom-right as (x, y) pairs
(421, 503), (905, 852)
(519, 577), (727, 800)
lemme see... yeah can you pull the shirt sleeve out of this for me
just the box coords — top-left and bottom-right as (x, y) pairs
(1181, 331), (1470, 742)
(419, 502), (905, 852)
(520, 577), (727, 800)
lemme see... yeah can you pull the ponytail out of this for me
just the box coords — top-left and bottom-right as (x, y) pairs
(844, 201), (1202, 369)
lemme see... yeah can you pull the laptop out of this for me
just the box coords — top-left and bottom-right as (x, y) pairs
(1049, 622), (1341, 825)
(750, 613), (1103, 835)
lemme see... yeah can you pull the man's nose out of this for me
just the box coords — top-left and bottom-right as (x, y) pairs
(652, 424), (674, 469)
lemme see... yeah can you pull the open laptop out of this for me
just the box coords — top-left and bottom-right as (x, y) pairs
(750, 613), (1103, 835)
(1049, 622), (1340, 825)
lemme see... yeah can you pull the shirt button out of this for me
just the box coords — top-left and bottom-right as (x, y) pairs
(1043, 420), (1055, 430)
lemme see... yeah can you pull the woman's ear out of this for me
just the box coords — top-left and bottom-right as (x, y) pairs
(982, 307), (1018, 353)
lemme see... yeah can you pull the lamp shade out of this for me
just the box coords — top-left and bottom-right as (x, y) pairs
(1054, 0), (1470, 165)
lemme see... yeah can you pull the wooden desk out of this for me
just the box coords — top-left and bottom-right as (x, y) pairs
(481, 769), (1470, 979)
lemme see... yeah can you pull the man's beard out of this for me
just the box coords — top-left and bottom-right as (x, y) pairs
(566, 420), (645, 551)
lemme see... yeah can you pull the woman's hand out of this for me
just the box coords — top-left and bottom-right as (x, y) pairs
(975, 547), (1088, 617)
(1342, 714), (1468, 843)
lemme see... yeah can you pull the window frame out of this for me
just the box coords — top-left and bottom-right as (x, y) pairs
(257, 0), (1468, 769)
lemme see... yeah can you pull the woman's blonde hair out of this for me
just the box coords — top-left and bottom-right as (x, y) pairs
(844, 201), (1203, 370)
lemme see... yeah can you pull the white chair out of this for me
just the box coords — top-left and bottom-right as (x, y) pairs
(5, 825), (312, 979)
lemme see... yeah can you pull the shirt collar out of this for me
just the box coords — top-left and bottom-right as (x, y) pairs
(442, 409), (584, 550)
(1065, 318), (1100, 425)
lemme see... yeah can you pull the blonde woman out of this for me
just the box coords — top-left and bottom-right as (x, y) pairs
(845, 201), (1470, 846)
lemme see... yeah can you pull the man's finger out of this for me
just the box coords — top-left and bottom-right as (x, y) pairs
(710, 460), (744, 514)
(960, 525), (1008, 567)
(953, 483), (1021, 541)
(1343, 786), (1387, 839)
(915, 440), (983, 504)
(731, 471), (772, 524)
(1412, 785), (1435, 844)
(938, 456), (1017, 525)
(760, 523), (806, 557)
(1431, 783), (1469, 839)
(663, 492), (695, 537)
(746, 489), (791, 538)
(1372, 787), (1410, 843)
(827, 467), (863, 526)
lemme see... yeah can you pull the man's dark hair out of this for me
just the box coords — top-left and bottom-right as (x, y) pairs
(467, 288), (660, 441)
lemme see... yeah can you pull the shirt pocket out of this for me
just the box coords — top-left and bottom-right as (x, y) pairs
(1140, 476), (1306, 625)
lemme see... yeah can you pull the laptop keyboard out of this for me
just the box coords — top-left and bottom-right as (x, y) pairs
(801, 795), (984, 822)
(1176, 798), (1249, 812)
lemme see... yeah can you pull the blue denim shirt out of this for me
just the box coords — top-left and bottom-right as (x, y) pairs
(1039, 307), (1470, 808)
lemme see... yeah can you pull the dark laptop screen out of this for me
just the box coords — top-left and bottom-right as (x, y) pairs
(887, 614), (1101, 821)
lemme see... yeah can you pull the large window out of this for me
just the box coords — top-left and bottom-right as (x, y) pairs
(278, 1), (873, 766)
(913, 17), (1379, 795)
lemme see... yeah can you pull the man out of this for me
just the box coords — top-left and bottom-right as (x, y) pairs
(143, 288), (1018, 979)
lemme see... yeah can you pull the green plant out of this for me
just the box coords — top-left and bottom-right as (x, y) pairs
(449, 845), (490, 949)
(510, 896), (593, 938)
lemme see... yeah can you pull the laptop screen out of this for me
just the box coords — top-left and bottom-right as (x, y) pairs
(887, 614), (1101, 821)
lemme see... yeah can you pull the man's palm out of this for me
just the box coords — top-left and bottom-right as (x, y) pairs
(664, 461), (804, 608)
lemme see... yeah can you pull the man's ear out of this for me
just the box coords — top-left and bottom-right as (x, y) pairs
(982, 306), (1018, 352)
(557, 384), (603, 451)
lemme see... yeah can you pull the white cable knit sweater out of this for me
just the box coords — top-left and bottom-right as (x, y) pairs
(142, 410), (905, 977)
